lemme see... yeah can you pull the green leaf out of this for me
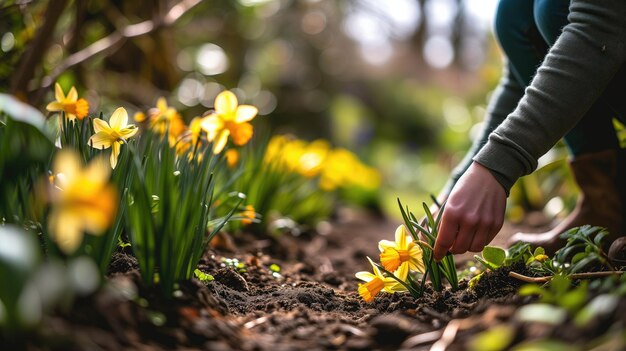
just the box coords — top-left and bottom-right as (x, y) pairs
(512, 339), (579, 351)
(550, 275), (571, 296)
(0, 94), (47, 135)
(505, 242), (532, 265)
(571, 251), (587, 265)
(468, 272), (484, 289)
(574, 294), (618, 326)
(559, 282), (588, 313)
(482, 246), (506, 268)
(475, 255), (499, 271)
(518, 284), (547, 298)
(515, 304), (567, 325)
(468, 325), (515, 351)
(593, 229), (608, 246)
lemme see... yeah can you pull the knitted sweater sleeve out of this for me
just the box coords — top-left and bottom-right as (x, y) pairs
(440, 64), (524, 198)
(473, 0), (626, 194)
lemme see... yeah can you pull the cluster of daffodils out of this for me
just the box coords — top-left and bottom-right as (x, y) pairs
(134, 91), (258, 161)
(264, 135), (381, 191)
(356, 225), (425, 302)
(44, 83), (259, 254)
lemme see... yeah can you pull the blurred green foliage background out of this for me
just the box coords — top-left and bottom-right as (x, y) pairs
(1, 0), (576, 220)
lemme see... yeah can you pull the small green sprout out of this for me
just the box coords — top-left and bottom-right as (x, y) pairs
(194, 269), (214, 283)
(269, 263), (280, 272)
(221, 257), (246, 273)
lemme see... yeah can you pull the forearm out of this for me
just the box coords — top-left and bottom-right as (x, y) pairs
(475, 0), (626, 193)
(442, 64), (524, 198)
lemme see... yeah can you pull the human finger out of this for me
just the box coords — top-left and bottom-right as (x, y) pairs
(434, 209), (458, 261)
(450, 216), (477, 254)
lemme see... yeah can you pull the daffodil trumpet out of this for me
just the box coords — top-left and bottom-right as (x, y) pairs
(355, 257), (409, 302)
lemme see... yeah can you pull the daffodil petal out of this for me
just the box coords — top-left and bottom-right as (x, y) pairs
(215, 91), (238, 116)
(212, 129), (230, 154)
(394, 262), (409, 281)
(119, 126), (138, 140)
(395, 225), (408, 250)
(109, 107), (128, 131)
(366, 256), (383, 277)
(84, 156), (111, 183)
(200, 115), (224, 140)
(409, 257), (425, 273)
(110, 142), (121, 169)
(54, 83), (64, 102)
(50, 210), (83, 254)
(89, 131), (113, 149)
(92, 118), (111, 133)
(378, 239), (396, 252)
(53, 150), (81, 180)
(67, 87), (78, 102)
(355, 272), (375, 282)
(46, 101), (63, 111)
(235, 105), (258, 123)
(383, 279), (408, 292)
(157, 97), (168, 112)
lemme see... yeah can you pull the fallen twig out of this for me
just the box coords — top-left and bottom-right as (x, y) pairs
(430, 319), (460, 351)
(509, 270), (624, 283)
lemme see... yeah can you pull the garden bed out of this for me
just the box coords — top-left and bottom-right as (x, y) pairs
(10, 210), (624, 351)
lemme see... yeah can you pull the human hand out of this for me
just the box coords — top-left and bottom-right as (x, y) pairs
(433, 162), (506, 261)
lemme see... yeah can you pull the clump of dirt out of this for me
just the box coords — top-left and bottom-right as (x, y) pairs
(471, 262), (529, 299)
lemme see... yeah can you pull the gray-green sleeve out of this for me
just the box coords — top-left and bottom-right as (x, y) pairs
(474, 0), (626, 194)
(440, 64), (524, 197)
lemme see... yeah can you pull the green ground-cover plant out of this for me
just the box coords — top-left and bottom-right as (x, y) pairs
(554, 225), (615, 272)
(469, 239), (626, 351)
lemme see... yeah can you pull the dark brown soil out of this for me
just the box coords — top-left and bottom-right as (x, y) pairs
(5, 209), (626, 350)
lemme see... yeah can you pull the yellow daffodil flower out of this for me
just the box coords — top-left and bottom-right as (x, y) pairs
(296, 140), (330, 178)
(48, 151), (117, 254)
(240, 205), (256, 225)
(355, 257), (406, 303)
(175, 117), (207, 162)
(140, 97), (185, 145)
(264, 135), (289, 165)
(379, 225), (425, 276)
(88, 107), (139, 169)
(201, 91), (258, 154)
(46, 83), (89, 121)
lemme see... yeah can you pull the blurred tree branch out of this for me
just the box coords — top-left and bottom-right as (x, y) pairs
(30, 0), (202, 103)
(9, 0), (68, 99)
